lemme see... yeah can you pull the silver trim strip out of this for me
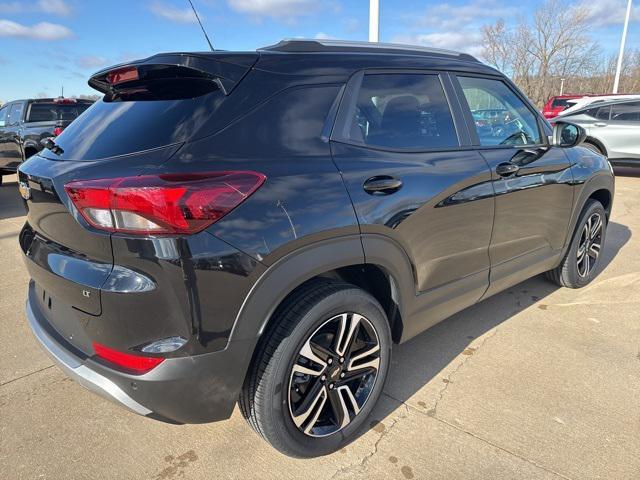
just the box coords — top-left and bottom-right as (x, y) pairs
(26, 301), (152, 416)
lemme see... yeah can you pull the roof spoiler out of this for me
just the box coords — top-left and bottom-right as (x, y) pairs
(88, 52), (258, 95)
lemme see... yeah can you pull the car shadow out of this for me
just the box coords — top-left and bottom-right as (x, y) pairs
(0, 175), (26, 221)
(613, 166), (640, 178)
(358, 220), (631, 441)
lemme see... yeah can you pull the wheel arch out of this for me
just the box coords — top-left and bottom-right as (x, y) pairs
(564, 172), (615, 254)
(229, 234), (415, 348)
(584, 136), (608, 157)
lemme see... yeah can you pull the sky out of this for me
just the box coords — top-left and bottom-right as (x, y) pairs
(0, 0), (638, 100)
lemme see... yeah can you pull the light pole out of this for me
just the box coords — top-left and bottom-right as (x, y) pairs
(613, 0), (633, 93)
(369, 0), (379, 42)
(560, 78), (565, 96)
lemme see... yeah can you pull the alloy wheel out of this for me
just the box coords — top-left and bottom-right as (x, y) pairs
(577, 212), (603, 278)
(288, 312), (381, 437)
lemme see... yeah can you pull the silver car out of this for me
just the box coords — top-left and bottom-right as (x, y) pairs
(557, 98), (640, 166)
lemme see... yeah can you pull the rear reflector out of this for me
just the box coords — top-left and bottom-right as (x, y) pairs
(65, 171), (266, 235)
(92, 341), (164, 374)
(53, 126), (64, 136)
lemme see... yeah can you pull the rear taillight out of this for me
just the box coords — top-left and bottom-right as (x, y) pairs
(92, 341), (163, 374)
(53, 126), (64, 136)
(64, 171), (265, 235)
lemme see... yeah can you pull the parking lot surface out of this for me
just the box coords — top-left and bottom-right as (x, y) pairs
(1, 171), (639, 480)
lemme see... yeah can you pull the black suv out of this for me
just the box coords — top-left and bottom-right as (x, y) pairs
(18, 40), (614, 457)
(0, 97), (93, 185)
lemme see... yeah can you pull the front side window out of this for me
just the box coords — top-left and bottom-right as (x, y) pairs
(610, 101), (640, 122)
(347, 73), (458, 150)
(7, 102), (24, 125)
(458, 76), (542, 146)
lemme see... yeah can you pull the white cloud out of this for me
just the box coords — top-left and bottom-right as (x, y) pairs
(314, 32), (333, 40)
(393, 32), (484, 57)
(227, 0), (318, 20)
(37, 0), (72, 16)
(0, 19), (72, 40)
(410, 0), (516, 30)
(578, 0), (640, 27)
(0, 0), (72, 16)
(148, 2), (198, 24)
(76, 55), (109, 69)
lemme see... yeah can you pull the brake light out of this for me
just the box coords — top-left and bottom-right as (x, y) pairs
(92, 341), (163, 374)
(53, 126), (64, 136)
(106, 66), (139, 86)
(65, 171), (266, 235)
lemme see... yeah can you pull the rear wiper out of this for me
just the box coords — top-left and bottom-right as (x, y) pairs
(41, 137), (64, 155)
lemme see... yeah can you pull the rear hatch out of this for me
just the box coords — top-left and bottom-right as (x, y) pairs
(19, 51), (258, 349)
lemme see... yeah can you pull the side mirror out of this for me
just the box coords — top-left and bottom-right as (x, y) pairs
(552, 121), (587, 148)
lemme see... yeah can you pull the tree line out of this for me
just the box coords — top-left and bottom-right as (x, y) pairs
(481, 0), (639, 107)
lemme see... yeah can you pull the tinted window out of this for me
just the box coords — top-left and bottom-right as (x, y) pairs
(551, 98), (571, 108)
(26, 103), (91, 123)
(348, 74), (458, 149)
(8, 102), (24, 125)
(458, 76), (542, 146)
(51, 86), (225, 160)
(584, 105), (611, 120)
(610, 101), (640, 122)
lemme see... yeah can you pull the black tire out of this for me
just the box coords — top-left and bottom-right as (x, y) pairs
(583, 141), (604, 156)
(546, 199), (607, 288)
(239, 280), (392, 458)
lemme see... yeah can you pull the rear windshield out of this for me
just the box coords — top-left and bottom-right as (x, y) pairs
(48, 83), (224, 161)
(26, 103), (91, 122)
(551, 98), (571, 108)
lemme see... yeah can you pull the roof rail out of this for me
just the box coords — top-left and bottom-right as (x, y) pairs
(259, 39), (479, 62)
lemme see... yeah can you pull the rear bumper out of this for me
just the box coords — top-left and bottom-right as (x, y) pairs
(26, 284), (256, 424)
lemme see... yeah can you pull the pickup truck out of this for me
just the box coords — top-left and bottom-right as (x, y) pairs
(0, 97), (93, 185)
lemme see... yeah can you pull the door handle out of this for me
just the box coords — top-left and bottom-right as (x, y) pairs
(495, 162), (520, 177)
(363, 176), (403, 195)
(594, 122), (607, 127)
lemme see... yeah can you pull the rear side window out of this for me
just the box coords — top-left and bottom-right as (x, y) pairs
(7, 102), (24, 125)
(610, 101), (640, 122)
(347, 73), (458, 150)
(26, 103), (91, 123)
(458, 76), (542, 146)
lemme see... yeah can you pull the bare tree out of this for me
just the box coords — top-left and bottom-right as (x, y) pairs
(480, 0), (625, 107)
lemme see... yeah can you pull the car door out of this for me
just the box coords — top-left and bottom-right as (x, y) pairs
(452, 74), (574, 297)
(330, 70), (495, 337)
(2, 102), (25, 169)
(599, 101), (640, 159)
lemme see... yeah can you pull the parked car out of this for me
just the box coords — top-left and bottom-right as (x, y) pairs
(18, 40), (614, 457)
(559, 94), (640, 118)
(542, 94), (584, 119)
(0, 97), (93, 185)
(556, 98), (640, 165)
